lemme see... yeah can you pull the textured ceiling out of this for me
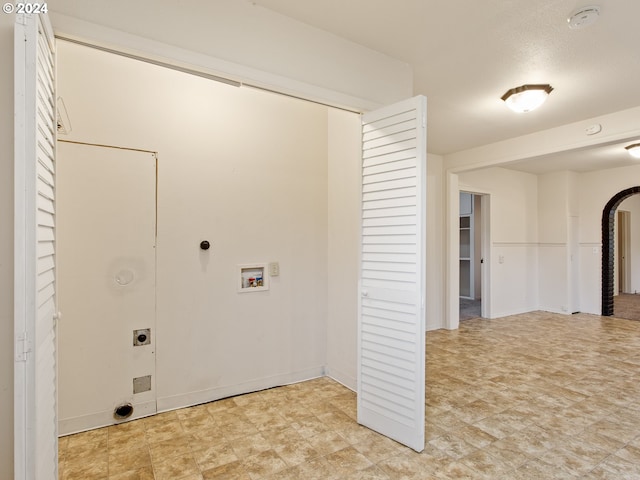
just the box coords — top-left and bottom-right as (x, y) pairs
(253, 0), (640, 162)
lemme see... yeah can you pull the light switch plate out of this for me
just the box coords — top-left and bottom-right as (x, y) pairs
(269, 262), (280, 277)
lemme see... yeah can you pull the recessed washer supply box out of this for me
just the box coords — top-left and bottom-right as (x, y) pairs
(238, 264), (269, 292)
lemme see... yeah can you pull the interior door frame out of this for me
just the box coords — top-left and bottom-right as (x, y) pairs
(458, 192), (475, 300)
(478, 192), (491, 318)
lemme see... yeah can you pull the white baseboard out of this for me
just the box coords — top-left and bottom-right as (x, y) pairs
(59, 400), (156, 436)
(538, 307), (572, 315)
(156, 366), (325, 413)
(325, 367), (356, 391)
(59, 366), (336, 435)
(489, 306), (539, 319)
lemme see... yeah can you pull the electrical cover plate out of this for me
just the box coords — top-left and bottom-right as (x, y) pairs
(133, 375), (152, 394)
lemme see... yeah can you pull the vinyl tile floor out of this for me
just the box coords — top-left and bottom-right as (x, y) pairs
(613, 293), (640, 321)
(459, 298), (481, 321)
(59, 311), (640, 479)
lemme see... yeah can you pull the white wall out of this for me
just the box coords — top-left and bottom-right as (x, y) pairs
(537, 171), (572, 313)
(50, 0), (413, 112)
(459, 167), (539, 317)
(442, 104), (640, 326)
(578, 165), (640, 314)
(427, 154), (445, 330)
(326, 109), (361, 389)
(454, 164), (640, 319)
(57, 41), (331, 412)
(0, 12), (14, 480)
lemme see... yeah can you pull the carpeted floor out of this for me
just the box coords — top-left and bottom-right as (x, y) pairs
(613, 293), (640, 321)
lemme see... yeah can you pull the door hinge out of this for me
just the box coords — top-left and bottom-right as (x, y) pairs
(16, 332), (32, 362)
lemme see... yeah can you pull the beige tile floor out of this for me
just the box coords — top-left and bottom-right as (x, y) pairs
(59, 311), (640, 479)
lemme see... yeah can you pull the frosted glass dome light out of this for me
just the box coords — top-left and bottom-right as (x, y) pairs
(625, 143), (640, 159)
(501, 84), (553, 113)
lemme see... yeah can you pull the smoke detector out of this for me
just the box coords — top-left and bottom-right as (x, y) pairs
(568, 6), (600, 29)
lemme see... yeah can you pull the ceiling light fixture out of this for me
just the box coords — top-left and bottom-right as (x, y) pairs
(625, 143), (640, 159)
(501, 84), (554, 113)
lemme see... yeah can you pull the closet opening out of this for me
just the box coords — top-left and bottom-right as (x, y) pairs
(459, 192), (489, 320)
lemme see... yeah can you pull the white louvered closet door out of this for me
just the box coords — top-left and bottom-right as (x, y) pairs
(358, 96), (426, 452)
(14, 12), (58, 480)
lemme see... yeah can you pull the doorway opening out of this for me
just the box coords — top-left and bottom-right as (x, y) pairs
(601, 186), (640, 316)
(459, 192), (486, 320)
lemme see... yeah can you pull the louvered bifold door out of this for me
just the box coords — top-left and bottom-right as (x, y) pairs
(14, 12), (58, 480)
(357, 96), (426, 452)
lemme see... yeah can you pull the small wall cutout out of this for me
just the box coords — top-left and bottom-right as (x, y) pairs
(133, 328), (151, 346)
(113, 403), (133, 420)
(238, 264), (269, 293)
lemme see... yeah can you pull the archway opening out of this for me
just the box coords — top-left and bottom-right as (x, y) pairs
(601, 186), (640, 316)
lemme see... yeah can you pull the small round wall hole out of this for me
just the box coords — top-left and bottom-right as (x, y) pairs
(113, 403), (134, 420)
